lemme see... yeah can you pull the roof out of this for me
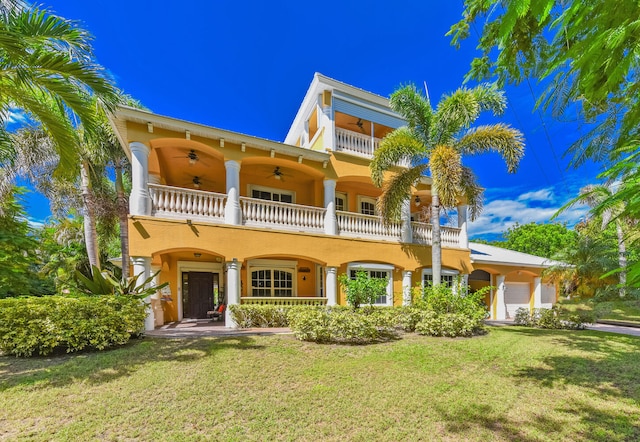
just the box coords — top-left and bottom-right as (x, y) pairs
(469, 242), (565, 269)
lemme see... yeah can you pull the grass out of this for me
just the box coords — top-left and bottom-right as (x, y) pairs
(560, 298), (640, 325)
(1, 327), (640, 441)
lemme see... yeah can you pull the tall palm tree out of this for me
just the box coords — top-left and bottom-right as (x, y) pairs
(371, 83), (524, 285)
(0, 3), (118, 175)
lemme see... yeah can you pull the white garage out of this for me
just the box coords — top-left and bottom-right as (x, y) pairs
(541, 283), (556, 309)
(505, 282), (531, 318)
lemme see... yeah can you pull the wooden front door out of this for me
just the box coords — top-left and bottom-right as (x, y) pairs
(183, 272), (215, 319)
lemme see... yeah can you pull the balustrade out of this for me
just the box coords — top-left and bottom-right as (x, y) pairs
(149, 184), (226, 221)
(337, 211), (402, 241)
(240, 297), (327, 306)
(240, 197), (326, 233)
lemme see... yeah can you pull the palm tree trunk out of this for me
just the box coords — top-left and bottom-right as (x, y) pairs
(115, 159), (129, 279)
(616, 220), (627, 298)
(80, 161), (100, 273)
(431, 188), (442, 286)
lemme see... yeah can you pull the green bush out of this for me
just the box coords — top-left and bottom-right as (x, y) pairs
(514, 307), (593, 330)
(338, 270), (389, 308)
(228, 304), (291, 328)
(287, 306), (397, 344)
(0, 296), (146, 357)
(415, 311), (484, 337)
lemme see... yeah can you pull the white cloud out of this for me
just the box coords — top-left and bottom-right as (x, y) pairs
(468, 185), (590, 238)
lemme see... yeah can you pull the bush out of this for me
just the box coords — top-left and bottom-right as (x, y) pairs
(415, 311), (484, 337)
(338, 270), (388, 308)
(514, 306), (594, 330)
(228, 305), (291, 328)
(0, 296), (146, 357)
(287, 306), (397, 344)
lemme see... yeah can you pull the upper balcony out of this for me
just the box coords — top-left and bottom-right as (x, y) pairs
(148, 183), (464, 249)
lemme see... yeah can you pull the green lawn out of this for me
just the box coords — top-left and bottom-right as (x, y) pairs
(2, 327), (640, 441)
(560, 299), (640, 325)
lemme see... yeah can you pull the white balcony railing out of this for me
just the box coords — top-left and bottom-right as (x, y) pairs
(240, 196), (326, 233)
(149, 184), (226, 222)
(148, 184), (462, 248)
(337, 210), (402, 241)
(240, 297), (327, 306)
(335, 127), (380, 158)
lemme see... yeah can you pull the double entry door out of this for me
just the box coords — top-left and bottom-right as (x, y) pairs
(182, 271), (221, 319)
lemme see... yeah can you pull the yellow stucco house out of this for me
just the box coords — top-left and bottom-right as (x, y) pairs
(110, 73), (558, 329)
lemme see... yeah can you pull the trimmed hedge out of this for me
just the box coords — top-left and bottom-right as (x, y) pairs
(0, 296), (146, 357)
(287, 306), (398, 344)
(228, 304), (291, 328)
(514, 307), (594, 330)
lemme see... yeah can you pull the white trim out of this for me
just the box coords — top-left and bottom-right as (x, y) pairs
(176, 260), (223, 321)
(247, 259), (298, 297)
(346, 262), (394, 306)
(316, 264), (325, 297)
(248, 184), (296, 204)
(357, 195), (377, 215)
(335, 191), (348, 212)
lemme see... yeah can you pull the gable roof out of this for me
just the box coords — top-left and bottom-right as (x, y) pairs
(469, 242), (565, 269)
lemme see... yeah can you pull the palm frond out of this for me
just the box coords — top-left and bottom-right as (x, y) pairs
(458, 166), (485, 220)
(388, 84), (432, 143)
(472, 83), (507, 115)
(370, 127), (427, 187)
(429, 144), (462, 209)
(377, 164), (428, 223)
(456, 124), (524, 173)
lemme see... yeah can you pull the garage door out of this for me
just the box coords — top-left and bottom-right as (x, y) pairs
(505, 282), (531, 318)
(541, 283), (556, 309)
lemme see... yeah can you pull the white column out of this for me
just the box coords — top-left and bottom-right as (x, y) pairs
(132, 256), (154, 331)
(496, 275), (507, 320)
(457, 204), (468, 249)
(129, 142), (151, 216)
(225, 259), (241, 328)
(323, 179), (337, 235)
(401, 198), (412, 243)
(533, 277), (542, 309)
(224, 160), (241, 225)
(319, 94), (335, 151)
(402, 271), (413, 306)
(325, 266), (337, 306)
(150, 265), (163, 327)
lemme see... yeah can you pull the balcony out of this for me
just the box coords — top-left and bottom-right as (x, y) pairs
(335, 127), (380, 158)
(148, 184), (462, 247)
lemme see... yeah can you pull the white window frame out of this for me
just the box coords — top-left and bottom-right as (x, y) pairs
(248, 184), (296, 204)
(422, 268), (460, 290)
(357, 195), (377, 216)
(316, 264), (325, 298)
(346, 262), (393, 306)
(247, 259), (297, 298)
(335, 191), (348, 212)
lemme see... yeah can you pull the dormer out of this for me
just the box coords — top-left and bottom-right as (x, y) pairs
(284, 73), (406, 160)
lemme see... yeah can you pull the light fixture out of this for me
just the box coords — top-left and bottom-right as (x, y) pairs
(194, 253), (202, 258)
(192, 176), (202, 188)
(187, 149), (198, 165)
(414, 195), (421, 206)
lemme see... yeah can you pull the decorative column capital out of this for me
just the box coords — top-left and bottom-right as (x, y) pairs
(130, 141), (150, 155)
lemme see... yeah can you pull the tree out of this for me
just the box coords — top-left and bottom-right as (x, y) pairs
(494, 222), (578, 259)
(0, 188), (53, 297)
(0, 2), (118, 175)
(449, 0), (640, 287)
(338, 270), (388, 309)
(370, 83), (524, 284)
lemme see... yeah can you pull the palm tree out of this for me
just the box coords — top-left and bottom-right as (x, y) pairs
(0, 3), (118, 175)
(371, 83), (524, 285)
(555, 183), (633, 297)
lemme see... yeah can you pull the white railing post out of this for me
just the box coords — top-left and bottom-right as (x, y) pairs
(225, 160), (241, 225)
(129, 142), (151, 216)
(326, 267), (337, 306)
(324, 179), (337, 235)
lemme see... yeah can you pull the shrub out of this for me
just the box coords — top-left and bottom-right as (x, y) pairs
(0, 296), (146, 357)
(287, 306), (397, 344)
(338, 270), (388, 308)
(514, 306), (594, 330)
(228, 305), (291, 328)
(415, 311), (484, 337)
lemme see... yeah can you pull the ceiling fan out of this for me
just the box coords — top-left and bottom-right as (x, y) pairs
(348, 118), (366, 133)
(267, 166), (287, 181)
(183, 175), (211, 189)
(174, 149), (210, 166)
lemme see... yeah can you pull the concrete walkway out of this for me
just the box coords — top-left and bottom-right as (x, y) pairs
(146, 319), (640, 339)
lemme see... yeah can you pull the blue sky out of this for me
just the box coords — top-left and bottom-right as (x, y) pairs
(29, 0), (598, 239)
